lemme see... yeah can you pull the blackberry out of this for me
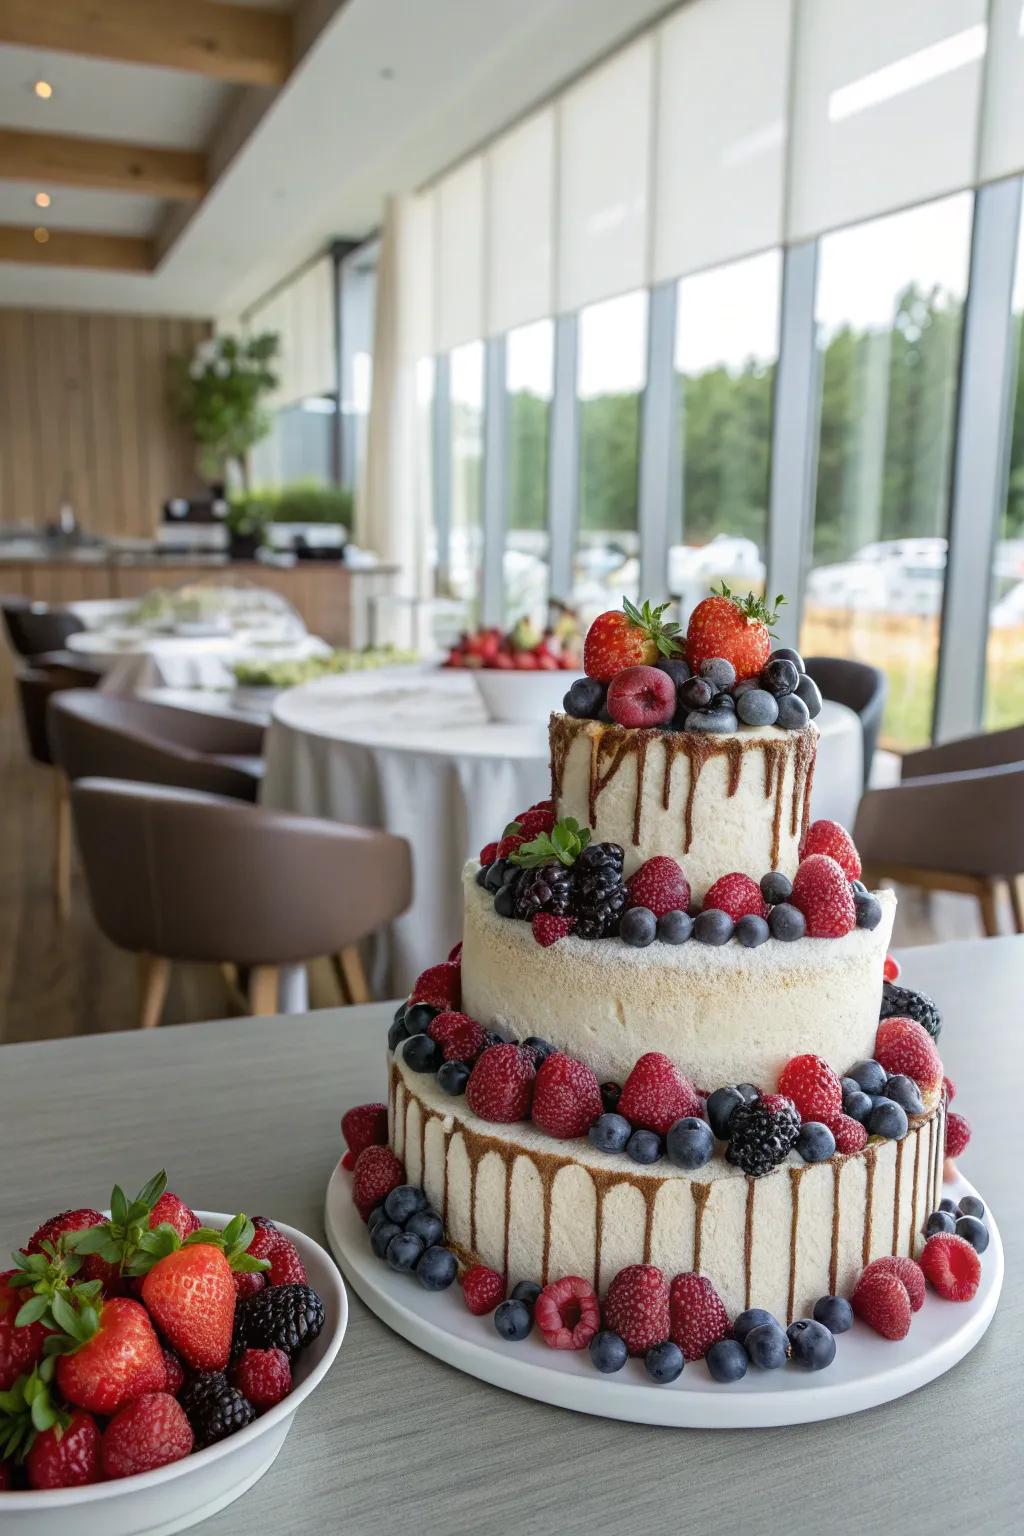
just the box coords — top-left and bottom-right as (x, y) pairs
(514, 859), (573, 919)
(571, 843), (628, 939)
(179, 1372), (256, 1449)
(879, 981), (941, 1041)
(726, 1098), (801, 1177)
(234, 1283), (326, 1360)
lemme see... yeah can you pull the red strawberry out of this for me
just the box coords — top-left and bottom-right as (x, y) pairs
(603, 1265), (670, 1356)
(874, 1016), (943, 1092)
(25, 1409), (102, 1489)
(496, 832), (527, 860)
(149, 1193), (200, 1241)
(919, 1233), (981, 1301)
(830, 1113), (868, 1154)
(802, 819), (862, 881)
(702, 871), (767, 923)
(160, 1345), (186, 1396)
(777, 1054), (842, 1124)
(26, 1208), (104, 1257)
(461, 1266), (505, 1315)
(56, 1297), (167, 1415)
(351, 1145), (405, 1221)
(231, 1346), (292, 1410)
(0, 1270), (47, 1391)
(883, 954), (901, 982)
(409, 961), (461, 1011)
(684, 586), (781, 680)
(479, 840), (498, 865)
(531, 1052), (603, 1139)
(428, 1011), (487, 1063)
(583, 599), (682, 683)
(861, 1256), (925, 1312)
(668, 1273), (731, 1361)
(341, 1103), (389, 1160)
(141, 1245), (236, 1372)
(340, 1151), (356, 1171)
(851, 1267), (912, 1340)
(945, 1112), (971, 1158)
(101, 1391), (193, 1479)
(791, 854), (856, 938)
(618, 1052), (702, 1136)
(531, 912), (576, 947)
(535, 1275), (601, 1350)
(626, 856), (691, 919)
(514, 808), (556, 840)
(943, 1075), (956, 1104)
(465, 1044), (536, 1123)
(448, 940), (463, 963)
(0, 1462), (11, 1490)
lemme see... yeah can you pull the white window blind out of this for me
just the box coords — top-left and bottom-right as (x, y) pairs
(435, 157), (485, 352)
(979, 0), (1024, 183)
(486, 107), (555, 335)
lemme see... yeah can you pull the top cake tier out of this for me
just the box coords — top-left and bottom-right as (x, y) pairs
(551, 714), (817, 897)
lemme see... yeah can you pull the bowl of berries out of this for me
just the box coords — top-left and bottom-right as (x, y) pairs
(0, 1174), (346, 1535)
(443, 615), (583, 722)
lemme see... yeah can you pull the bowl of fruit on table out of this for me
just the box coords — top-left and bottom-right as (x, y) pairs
(445, 616), (583, 723)
(0, 1174), (346, 1535)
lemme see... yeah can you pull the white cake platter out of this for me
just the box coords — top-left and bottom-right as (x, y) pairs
(324, 1160), (1002, 1429)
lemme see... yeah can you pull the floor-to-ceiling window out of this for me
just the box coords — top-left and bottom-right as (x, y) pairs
(985, 214), (1024, 731)
(505, 320), (553, 629)
(448, 342), (485, 619)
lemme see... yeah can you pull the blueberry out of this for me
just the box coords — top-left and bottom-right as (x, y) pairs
(731, 676), (760, 698)
(706, 1086), (745, 1140)
(405, 1209), (444, 1247)
(795, 673), (823, 719)
(589, 1330), (628, 1374)
(760, 657), (800, 697)
(370, 1220), (403, 1259)
(385, 1231), (424, 1272)
(768, 902), (805, 941)
(678, 676), (715, 711)
(958, 1195), (985, 1220)
(733, 1307), (777, 1344)
(841, 1077), (859, 1097)
(475, 864), (490, 887)
(843, 1090), (874, 1125)
(657, 909), (693, 944)
(600, 1081), (622, 1112)
(493, 1299), (533, 1341)
(706, 1338), (748, 1383)
(656, 657), (691, 688)
(771, 647), (805, 672)
(744, 1322), (788, 1369)
(736, 1083), (760, 1104)
(403, 1033), (442, 1073)
(867, 1099), (909, 1140)
(589, 1112), (632, 1154)
(712, 691), (738, 714)
(388, 1015), (410, 1051)
(501, 863), (521, 887)
(511, 1280), (542, 1307)
(925, 1209), (956, 1237)
(366, 1205), (387, 1233)
(736, 688), (780, 728)
(787, 1318), (836, 1370)
(699, 657), (737, 690)
(694, 908), (734, 945)
(685, 708), (736, 733)
(384, 1185), (426, 1224)
(483, 859), (508, 893)
(404, 1002), (439, 1036)
(939, 1197), (960, 1214)
(854, 892), (882, 930)
(735, 913), (770, 948)
(850, 879), (867, 896)
(415, 1245), (458, 1291)
(645, 1341), (684, 1383)
(796, 1122), (836, 1162)
(760, 871), (793, 905)
(626, 1129), (662, 1165)
(776, 693), (811, 730)
(884, 1074), (924, 1114)
(812, 1295), (853, 1334)
(955, 1215), (989, 1253)
(666, 1116), (715, 1171)
(437, 1060), (470, 1095)
(523, 1036), (555, 1064)
(494, 884), (517, 918)
(621, 906), (657, 947)
(848, 1059), (887, 1095)
(564, 677), (607, 720)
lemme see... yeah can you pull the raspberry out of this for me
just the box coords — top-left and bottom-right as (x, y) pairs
(668, 1273), (731, 1361)
(618, 1052), (702, 1136)
(465, 1044), (536, 1123)
(777, 1054), (843, 1124)
(160, 1345), (186, 1396)
(919, 1233), (981, 1301)
(100, 1392), (193, 1479)
(448, 941), (462, 963)
(428, 1011), (487, 1063)
(851, 1267), (912, 1340)
(149, 1193), (200, 1240)
(351, 1145), (405, 1221)
(531, 1052), (603, 1139)
(945, 1111), (971, 1158)
(479, 841), (498, 865)
(943, 1076), (956, 1104)
(231, 1347), (292, 1410)
(790, 854), (856, 938)
(861, 1255), (925, 1312)
(801, 819), (862, 880)
(515, 807), (556, 839)
(264, 1235), (308, 1288)
(496, 832), (527, 859)
(883, 954), (901, 982)
(340, 1103), (389, 1160)
(531, 912), (576, 946)
(874, 1016), (943, 1092)
(409, 961), (461, 1011)
(461, 1266), (505, 1315)
(234, 1270), (266, 1300)
(603, 1265), (670, 1356)
(702, 872), (767, 923)
(626, 856), (691, 919)
(830, 1113), (868, 1154)
(535, 1275), (601, 1350)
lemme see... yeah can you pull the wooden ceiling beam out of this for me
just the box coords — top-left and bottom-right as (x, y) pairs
(0, 129), (206, 200)
(0, 0), (292, 86)
(0, 224), (155, 272)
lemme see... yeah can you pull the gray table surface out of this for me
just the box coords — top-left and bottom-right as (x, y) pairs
(1, 938), (1020, 1535)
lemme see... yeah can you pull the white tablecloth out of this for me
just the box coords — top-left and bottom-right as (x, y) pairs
(261, 669), (863, 996)
(66, 629), (330, 695)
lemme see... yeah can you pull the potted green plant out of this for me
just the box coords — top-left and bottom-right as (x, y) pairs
(226, 491), (275, 560)
(170, 332), (279, 492)
(266, 481), (353, 557)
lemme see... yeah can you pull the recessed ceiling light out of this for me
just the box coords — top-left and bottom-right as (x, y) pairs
(34, 191), (51, 209)
(33, 80), (53, 99)
(33, 227), (50, 244)
(379, 67), (394, 80)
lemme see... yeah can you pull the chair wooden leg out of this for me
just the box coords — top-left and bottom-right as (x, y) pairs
(139, 955), (171, 1029)
(336, 946), (371, 1005)
(248, 965), (280, 1016)
(53, 771), (71, 920)
(978, 880), (1001, 938)
(1009, 875), (1024, 936)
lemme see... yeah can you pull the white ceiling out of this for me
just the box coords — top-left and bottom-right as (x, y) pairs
(0, 182), (162, 235)
(0, 0), (674, 318)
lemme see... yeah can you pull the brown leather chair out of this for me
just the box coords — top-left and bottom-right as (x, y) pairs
(70, 778), (413, 1025)
(854, 724), (1024, 935)
(2, 596), (85, 658)
(804, 656), (887, 788)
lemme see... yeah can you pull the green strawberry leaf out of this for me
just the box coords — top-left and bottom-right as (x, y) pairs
(49, 1291), (80, 1339)
(708, 582), (787, 634)
(110, 1185), (129, 1228)
(510, 817), (591, 869)
(14, 1294), (49, 1327)
(64, 1226), (110, 1256)
(134, 1171), (168, 1211)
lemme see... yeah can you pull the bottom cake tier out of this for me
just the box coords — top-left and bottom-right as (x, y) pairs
(389, 1054), (945, 1324)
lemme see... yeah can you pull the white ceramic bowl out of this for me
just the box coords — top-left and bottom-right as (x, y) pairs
(472, 667), (582, 723)
(0, 1213), (347, 1536)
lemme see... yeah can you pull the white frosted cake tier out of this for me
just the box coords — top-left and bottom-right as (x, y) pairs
(461, 867), (896, 1089)
(550, 715), (818, 892)
(390, 1054), (945, 1324)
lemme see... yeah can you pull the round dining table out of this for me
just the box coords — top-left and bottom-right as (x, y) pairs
(66, 626), (331, 695)
(260, 667), (864, 996)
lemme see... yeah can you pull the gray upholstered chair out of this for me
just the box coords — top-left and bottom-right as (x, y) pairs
(2, 596), (85, 658)
(804, 656), (887, 788)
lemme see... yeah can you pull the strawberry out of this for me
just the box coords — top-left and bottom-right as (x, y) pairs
(465, 1044), (536, 1123)
(702, 872), (768, 923)
(0, 1462), (10, 1490)
(26, 1209), (104, 1258)
(830, 1112), (868, 1154)
(534, 1276), (600, 1350)
(409, 961), (461, 1011)
(0, 1270), (47, 1391)
(351, 1145), (405, 1221)
(777, 1054), (842, 1124)
(231, 1347), (291, 1410)
(883, 954), (901, 982)
(943, 1075), (957, 1104)
(602, 1265), (670, 1356)
(141, 1245), (236, 1372)
(531, 1052), (603, 1140)
(851, 1267), (912, 1340)
(448, 941), (463, 963)
(428, 1011), (487, 1063)
(59, 1172), (187, 1289)
(874, 1016), (943, 1092)
(791, 854), (856, 938)
(861, 1256), (925, 1312)
(149, 1193), (200, 1242)
(25, 1409), (102, 1489)
(626, 856), (691, 919)
(496, 832), (527, 860)
(945, 1111), (971, 1158)
(668, 1273), (731, 1361)
(160, 1344), (186, 1396)
(56, 1297), (167, 1415)
(101, 1392), (193, 1479)
(919, 1233), (981, 1301)
(684, 585), (783, 680)
(340, 1103), (389, 1161)
(583, 599), (683, 682)
(461, 1266), (505, 1315)
(802, 819), (862, 881)
(618, 1052), (702, 1136)
(531, 912), (576, 947)
(479, 840), (498, 865)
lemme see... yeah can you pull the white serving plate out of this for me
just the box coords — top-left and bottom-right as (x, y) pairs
(472, 667), (582, 723)
(324, 1162), (1001, 1429)
(0, 1213), (347, 1535)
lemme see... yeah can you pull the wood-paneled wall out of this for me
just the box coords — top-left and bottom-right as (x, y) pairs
(0, 308), (210, 537)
